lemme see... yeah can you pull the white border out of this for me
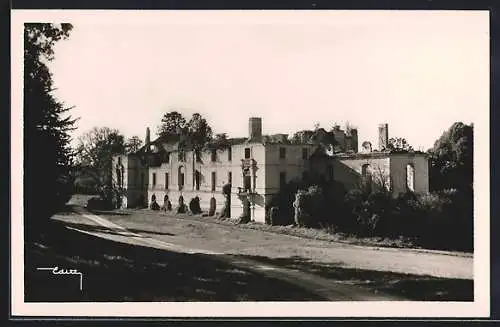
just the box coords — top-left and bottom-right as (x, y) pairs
(11, 10), (490, 318)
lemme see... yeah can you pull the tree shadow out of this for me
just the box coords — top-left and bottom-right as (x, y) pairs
(54, 204), (83, 216)
(231, 255), (473, 302)
(24, 220), (325, 302)
(88, 209), (131, 216)
(59, 220), (176, 237)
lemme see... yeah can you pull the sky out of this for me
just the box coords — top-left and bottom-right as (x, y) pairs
(43, 10), (489, 151)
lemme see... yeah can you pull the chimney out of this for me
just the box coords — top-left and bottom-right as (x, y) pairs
(248, 117), (262, 141)
(145, 127), (151, 149)
(378, 123), (388, 151)
(350, 128), (358, 153)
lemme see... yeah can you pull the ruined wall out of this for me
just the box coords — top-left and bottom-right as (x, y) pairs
(112, 154), (148, 208)
(335, 156), (391, 191)
(143, 142), (269, 222)
(334, 153), (429, 195)
(264, 144), (316, 194)
(389, 154), (429, 195)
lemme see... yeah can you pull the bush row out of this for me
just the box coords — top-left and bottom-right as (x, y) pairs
(267, 178), (473, 252)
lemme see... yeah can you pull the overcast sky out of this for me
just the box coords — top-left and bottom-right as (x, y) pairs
(43, 10), (488, 150)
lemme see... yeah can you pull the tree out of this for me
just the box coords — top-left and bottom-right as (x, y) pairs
(75, 127), (125, 194)
(125, 135), (143, 154)
(24, 23), (76, 227)
(187, 113), (213, 150)
(157, 111), (187, 137)
(386, 137), (414, 153)
(157, 111), (215, 153)
(207, 133), (231, 150)
(428, 122), (473, 192)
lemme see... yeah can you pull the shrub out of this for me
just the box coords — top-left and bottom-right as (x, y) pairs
(208, 196), (216, 216)
(149, 194), (160, 210)
(150, 201), (160, 211)
(86, 196), (113, 210)
(162, 195), (172, 211)
(269, 180), (301, 225)
(238, 196), (251, 224)
(176, 195), (187, 214)
(189, 196), (202, 215)
(407, 189), (473, 251)
(339, 185), (473, 251)
(222, 183), (231, 196)
(219, 184), (231, 218)
(293, 190), (309, 227)
(269, 206), (279, 226)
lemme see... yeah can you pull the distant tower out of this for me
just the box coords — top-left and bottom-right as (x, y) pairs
(145, 127), (151, 149)
(248, 117), (262, 142)
(378, 123), (389, 151)
(350, 128), (358, 153)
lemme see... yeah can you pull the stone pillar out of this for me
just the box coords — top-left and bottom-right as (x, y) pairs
(378, 123), (389, 151)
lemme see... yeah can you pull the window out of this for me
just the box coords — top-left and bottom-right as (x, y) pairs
(302, 171), (308, 181)
(140, 172), (145, 188)
(211, 149), (217, 162)
(165, 173), (169, 190)
(165, 152), (170, 163)
(195, 170), (201, 191)
(116, 168), (122, 188)
(152, 173), (156, 187)
(243, 168), (251, 191)
(244, 148), (251, 159)
(228, 171), (232, 184)
(228, 147), (232, 161)
(178, 166), (185, 190)
(280, 172), (286, 187)
(406, 163), (415, 192)
(211, 172), (216, 191)
(361, 164), (370, 177)
(302, 148), (308, 160)
(361, 164), (372, 186)
(279, 147), (286, 159)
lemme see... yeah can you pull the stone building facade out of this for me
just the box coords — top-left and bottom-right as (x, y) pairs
(112, 117), (429, 223)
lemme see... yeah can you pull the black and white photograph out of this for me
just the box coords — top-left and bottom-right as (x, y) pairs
(11, 9), (490, 318)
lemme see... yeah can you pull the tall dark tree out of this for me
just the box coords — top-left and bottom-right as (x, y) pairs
(157, 111), (187, 138)
(157, 111), (214, 153)
(75, 127), (125, 194)
(24, 23), (76, 229)
(187, 113), (213, 150)
(207, 133), (231, 150)
(428, 122), (473, 192)
(125, 135), (143, 154)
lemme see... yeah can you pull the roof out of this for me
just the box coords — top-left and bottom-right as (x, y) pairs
(133, 134), (251, 155)
(335, 150), (427, 160)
